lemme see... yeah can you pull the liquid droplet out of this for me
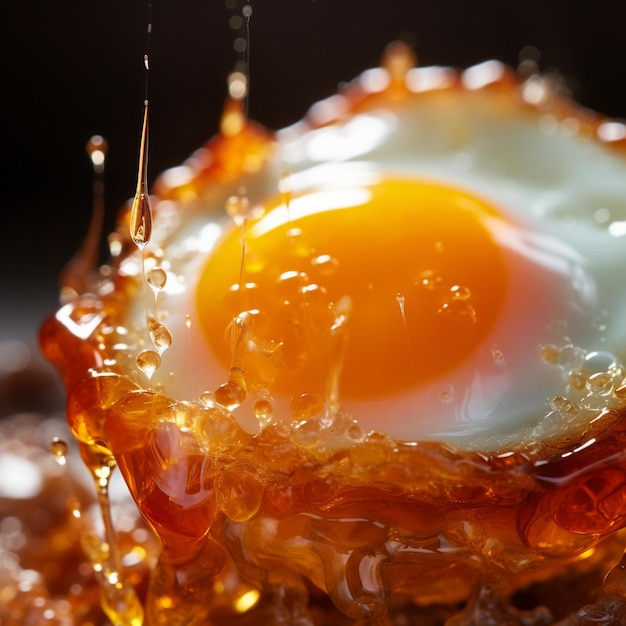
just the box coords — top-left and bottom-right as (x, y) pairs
(381, 40), (416, 81)
(86, 135), (108, 173)
(199, 391), (216, 407)
(310, 253), (338, 276)
(416, 269), (442, 291)
(438, 300), (477, 325)
(50, 438), (68, 465)
(449, 284), (471, 300)
(149, 322), (173, 353)
(225, 193), (250, 224)
(290, 392), (324, 421)
(129, 105), (152, 248)
(492, 346), (506, 365)
(215, 381), (246, 411)
(147, 267), (167, 290)
(228, 70), (248, 101)
(108, 232), (124, 257)
(439, 385), (455, 404)
(254, 394), (274, 426)
(59, 136), (108, 299)
(67, 496), (82, 519)
(136, 350), (161, 377)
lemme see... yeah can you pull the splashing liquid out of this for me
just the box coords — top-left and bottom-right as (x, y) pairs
(38, 31), (626, 626)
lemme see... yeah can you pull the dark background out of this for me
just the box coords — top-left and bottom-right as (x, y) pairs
(2, 0), (626, 362)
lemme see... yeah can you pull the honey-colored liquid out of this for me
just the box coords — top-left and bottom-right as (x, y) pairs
(36, 44), (626, 625)
(38, 299), (626, 624)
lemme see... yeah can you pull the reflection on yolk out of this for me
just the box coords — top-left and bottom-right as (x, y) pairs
(197, 179), (508, 406)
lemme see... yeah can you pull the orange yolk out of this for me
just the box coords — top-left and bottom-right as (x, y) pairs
(196, 179), (509, 406)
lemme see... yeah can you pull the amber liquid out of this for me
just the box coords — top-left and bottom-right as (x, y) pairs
(39, 306), (626, 625)
(36, 48), (626, 622)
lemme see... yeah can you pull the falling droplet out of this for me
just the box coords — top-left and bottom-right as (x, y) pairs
(50, 437), (68, 465)
(225, 192), (250, 224)
(108, 232), (124, 257)
(148, 321), (173, 353)
(86, 135), (108, 174)
(129, 104), (152, 248)
(185, 314), (192, 329)
(147, 266), (167, 290)
(228, 70), (248, 101)
(136, 349), (161, 377)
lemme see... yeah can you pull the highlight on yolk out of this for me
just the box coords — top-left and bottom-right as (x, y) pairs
(196, 179), (509, 406)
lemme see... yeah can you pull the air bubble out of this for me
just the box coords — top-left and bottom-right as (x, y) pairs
(311, 254), (339, 275)
(583, 350), (618, 374)
(416, 269), (442, 291)
(136, 350), (161, 377)
(449, 285), (471, 300)
(550, 395), (580, 420)
(540, 345), (559, 364)
(586, 372), (613, 396)
(215, 381), (246, 411)
(218, 471), (262, 523)
(50, 438), (68, 465)
(569, 370), (587, 390)
(438, 300), (477, 325)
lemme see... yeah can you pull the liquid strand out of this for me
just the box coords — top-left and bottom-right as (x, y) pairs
(129, 103), (153, 248)
(59, 135), (108, 299)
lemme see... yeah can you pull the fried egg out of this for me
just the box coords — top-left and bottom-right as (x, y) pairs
(100, 45), (626, 450)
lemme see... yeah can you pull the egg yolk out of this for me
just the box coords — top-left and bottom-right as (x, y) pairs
(196, 178), (508, 407)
